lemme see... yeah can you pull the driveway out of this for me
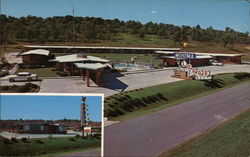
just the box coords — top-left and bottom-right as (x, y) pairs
(3, 52), (22, 64)
(39, 78), (81, 93)
(37, 64), (250, 95)
(104, 83), (250, 157)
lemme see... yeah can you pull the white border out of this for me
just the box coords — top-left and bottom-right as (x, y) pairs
(1, 93), (104, 96)
(0, 93), (104, 156)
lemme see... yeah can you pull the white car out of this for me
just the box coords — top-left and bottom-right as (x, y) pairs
(211, 62), (224, 66)
(9, 72), (39, 82)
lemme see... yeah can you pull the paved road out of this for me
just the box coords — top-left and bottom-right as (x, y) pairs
(56, 148), (101, 157)
(104, 83), (250, 157)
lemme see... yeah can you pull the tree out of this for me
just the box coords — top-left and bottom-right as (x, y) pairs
(173, 31), (182, 45)
(138, 27), (145, 39)
(221, 34), (235, 48)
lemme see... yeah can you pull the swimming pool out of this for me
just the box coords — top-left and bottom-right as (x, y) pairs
(114, 63), (151, 71)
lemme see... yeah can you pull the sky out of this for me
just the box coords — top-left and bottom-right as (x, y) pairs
(0, 95), (102, 121)
(1, 0), (250, 33)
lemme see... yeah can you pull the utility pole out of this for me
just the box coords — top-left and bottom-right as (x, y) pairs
(72, 6), (76, 47)
(0, 0), (2, 15)
(80, 97), (89, 136)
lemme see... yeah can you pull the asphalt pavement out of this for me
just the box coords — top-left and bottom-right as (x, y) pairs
(104, 82), (250, 157)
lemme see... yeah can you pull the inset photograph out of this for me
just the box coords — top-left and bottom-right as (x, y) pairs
(0, 93), (103, 157)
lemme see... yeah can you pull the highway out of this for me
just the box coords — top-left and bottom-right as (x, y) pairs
(104, 82), (250, 157)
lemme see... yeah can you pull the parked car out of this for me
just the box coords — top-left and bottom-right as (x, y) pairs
(211, 62), (224, 66)
(8, 72), (39, 82)
(0, 70), (9, 77)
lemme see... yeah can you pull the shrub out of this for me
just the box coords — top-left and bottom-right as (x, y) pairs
(69, 138), (76, 142)
(75, 134), (81, 138)
(203, 79), (224, 88)
(21, 137), (29, 143)
(10, 137), (18, 143)
(3, 138), (12, 144)
(113, 107), (124, 116)
(18, 85), (30, 92)
(156, 93), (167, 100)
(146, 96), (156, 103)
(35, 139), (44, 144)
(132, 98), (145, 107)
(119, 100), (133, 111)
(25, 83), (38, 89)
(1, 86), (10, 90)
(124, 95), (131, 99)
(234, 72), (250, 80)
(56, 71), (68, 76)
(141, 97), (150, 104)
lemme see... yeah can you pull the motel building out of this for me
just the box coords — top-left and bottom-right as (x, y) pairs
(23, 45), (181, 54)
(9, 122), (67, 134)
(19, 49), (54, 67)
(49, 53), (111, 87)
(83, 123), (101, 137)
(156, 51), (244, 67)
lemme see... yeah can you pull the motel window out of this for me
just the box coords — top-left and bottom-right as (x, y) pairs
(23, 125), (31, 131)
(40, 126), (44, 131)
(59, 125), (66, 131)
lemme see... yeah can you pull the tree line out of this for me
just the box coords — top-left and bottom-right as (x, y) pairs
(0, 14), (249, 47)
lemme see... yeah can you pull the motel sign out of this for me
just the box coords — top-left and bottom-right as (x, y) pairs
(173, 52), (197, 59)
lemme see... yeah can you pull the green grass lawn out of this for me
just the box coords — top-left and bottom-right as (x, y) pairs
(0, 136), (101, 156)
(39, 147), (98, 157)
(105, 73), (250, 121)
(159, 108), (250, 157)
(18, 67), (59, 77)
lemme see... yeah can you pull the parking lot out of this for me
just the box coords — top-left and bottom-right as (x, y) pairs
(1, 64), (250, 96)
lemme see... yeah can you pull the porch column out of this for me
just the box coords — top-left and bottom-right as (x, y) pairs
(96, 70), (101, 86)
(81, 70), (85, 81)
(86, 70), (90, 87)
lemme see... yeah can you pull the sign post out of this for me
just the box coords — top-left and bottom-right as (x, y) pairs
(81, 96), (89, 136)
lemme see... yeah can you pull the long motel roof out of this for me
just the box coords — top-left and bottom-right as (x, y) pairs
(162, 55), (213, 59)
(49, 54), (109, 63)
(155, 51), (245, 57)
(20, 49), (50, 56)
(23, 45), (181, 51)
(74, 63), (110, 70)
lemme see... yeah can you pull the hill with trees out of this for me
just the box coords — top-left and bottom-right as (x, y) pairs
(0, 14), (250, 59)
(1, 14), (249, 46)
